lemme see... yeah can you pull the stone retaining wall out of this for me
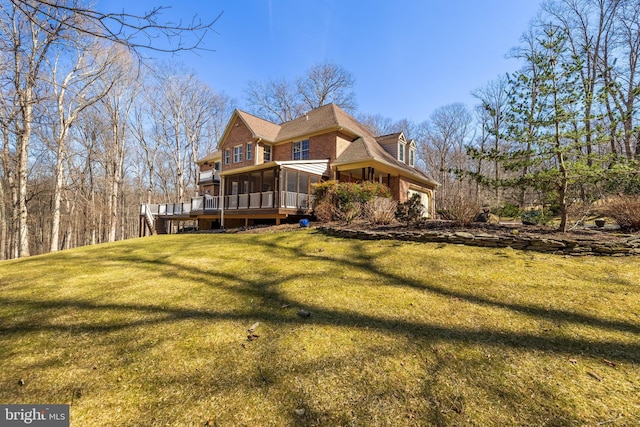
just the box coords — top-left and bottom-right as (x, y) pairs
(317, 226), (640, 256)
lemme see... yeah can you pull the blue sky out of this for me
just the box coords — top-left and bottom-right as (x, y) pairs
(98, 0), (543, 123)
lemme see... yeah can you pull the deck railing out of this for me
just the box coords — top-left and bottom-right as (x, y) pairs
(204, 196), (219, 210)
(198, 169), (220, 183)
(142, 191), (313, 218)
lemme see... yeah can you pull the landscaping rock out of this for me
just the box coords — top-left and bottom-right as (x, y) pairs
(297, 309), (311, 318)
(317, 224), (640, 257)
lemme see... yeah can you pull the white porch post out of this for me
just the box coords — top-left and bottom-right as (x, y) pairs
(220, 176), (225, 228)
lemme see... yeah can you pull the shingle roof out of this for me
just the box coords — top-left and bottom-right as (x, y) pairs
(233, 104), (365, 143)
(236, 110), (281, 141)
(376, 132), (404, 145)
(334, 136), (438, 187)
(230, 104), (438, 187)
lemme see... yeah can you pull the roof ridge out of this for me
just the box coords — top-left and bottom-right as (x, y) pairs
(235, 109), (276, 124)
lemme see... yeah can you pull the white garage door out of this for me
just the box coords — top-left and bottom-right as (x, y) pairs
(408, 189), (429, 217)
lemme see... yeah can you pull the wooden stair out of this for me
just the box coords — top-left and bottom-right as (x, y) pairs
(154, 219), (167, 235)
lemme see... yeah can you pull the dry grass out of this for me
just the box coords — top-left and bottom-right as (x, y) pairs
(0, 230), (639, 426)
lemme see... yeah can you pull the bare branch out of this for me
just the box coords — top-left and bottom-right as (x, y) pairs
(9, 0), (221, 54)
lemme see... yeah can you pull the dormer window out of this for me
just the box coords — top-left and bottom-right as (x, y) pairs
(398, 142), (405, 163)
(408, 139), (416, 167)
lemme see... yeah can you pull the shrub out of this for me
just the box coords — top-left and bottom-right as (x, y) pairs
(439, 197), (480, 226)
(313, 201), (334, 223)
(395, 193), (424, 226)
(336, 202), (362, 224)
(521, 209), (552, 226)
(491, 202), (521, 218)
(311, 180), (391, 222)
(596, 195), (640, 231)
(364, 197), (397, 225)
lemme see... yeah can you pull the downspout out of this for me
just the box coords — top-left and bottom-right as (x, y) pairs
(220, 176), (225, 228)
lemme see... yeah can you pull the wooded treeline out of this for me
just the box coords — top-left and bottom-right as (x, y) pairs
(361, 0), (640, 232)
(0, 0), (223, 259)
(1, 0), (639, 259)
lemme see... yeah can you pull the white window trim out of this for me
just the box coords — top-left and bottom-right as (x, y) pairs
(233, 145), (243, 163)
(409, 148), (416, 167)
(246, 142), (253, 161)
(264, 145), (272, 162)
(292, 139), (310, 161)
(224, 149), (230, 165)
(398, 142), (405, 163)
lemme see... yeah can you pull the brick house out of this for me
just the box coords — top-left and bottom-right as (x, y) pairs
(140, 103), (438, 234)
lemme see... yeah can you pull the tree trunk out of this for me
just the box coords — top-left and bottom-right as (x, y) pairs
(0, 179), (6, 260)
(49, 143), (65, 252)
(17, 104), (31, 257)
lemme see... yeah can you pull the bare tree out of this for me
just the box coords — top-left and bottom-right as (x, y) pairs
(9, 0), (220, 54)
(543, 0), (619, 165)
(357, 113), (397, 136)
(418, 103), (474, 207)
(297, 62), (357, 113)
(0, 0), (78, 257)
(73, 109), (107, 245)
(0, 49), (18, 259)
(129, 62), (233, 208)
(43, 39), (121, 252)
(245, 62), (357, 122)
(604, 0), (640, 159)
(472, 75), (509, 203)
(95, 47), (139, 243)
(245, 78), (302, 123)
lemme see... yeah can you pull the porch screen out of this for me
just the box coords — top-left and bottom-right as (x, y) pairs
(298, 173), (309, 194)
(262, 169), (274, 191)
(250, 172), (261, 193)
(286, 170), (298, 192)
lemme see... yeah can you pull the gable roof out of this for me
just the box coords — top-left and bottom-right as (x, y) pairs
(334, 136), (438, 188)
(376, 132), (404, 145)
(224, 104), (364, 145)
(236, 110), (281, 141)
(275, 103), (363, 142)
(218, 103), (438, 187)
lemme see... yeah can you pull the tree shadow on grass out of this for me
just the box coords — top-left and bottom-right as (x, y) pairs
(0, 232), (638, 425)
(1, 232), (638, 363)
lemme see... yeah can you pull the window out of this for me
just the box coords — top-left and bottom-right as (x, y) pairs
(224, 149), (230, 165)
(233, 145), (242, 163)
(214, 161), (221, 171)
(292, 139), (309, 160)
(246, 143), (253, 161)
(263, 145), (272, 162)
(409, 148), (415, 167)
(398, 143), (405, 163)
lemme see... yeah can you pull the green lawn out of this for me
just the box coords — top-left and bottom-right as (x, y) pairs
(0, 229), (638, 426)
